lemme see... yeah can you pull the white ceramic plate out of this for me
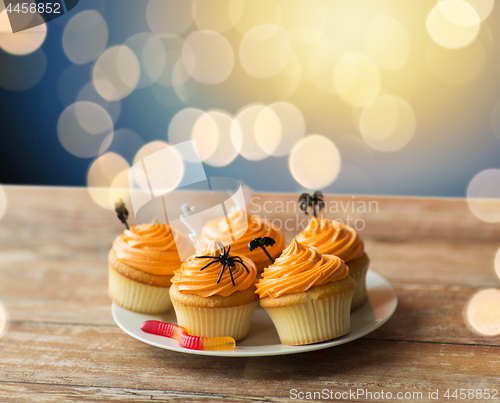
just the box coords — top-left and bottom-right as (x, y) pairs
(112, 270), (397, 357)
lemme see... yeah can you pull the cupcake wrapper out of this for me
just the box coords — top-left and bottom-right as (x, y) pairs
(109, 266), (172, 314)
(171, 300), (258, 341)
(263, 291), (353, 346)
(350, 265), (369, 311)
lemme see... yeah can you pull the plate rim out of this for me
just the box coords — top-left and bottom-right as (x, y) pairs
(112, 270), (398, 357)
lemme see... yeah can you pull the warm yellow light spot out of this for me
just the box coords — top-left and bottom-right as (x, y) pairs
(93, 45), (140, 101)
(154, 35), (184, 88)
(191, 112), (220, 161)
(0, 11), (46, 55)
(0, 184), (6, 221)
(239, 24), (292, 78)
(426, 41), (485, 85)
(364, 16), (410, 71)
(465, 288), (500, 336)
(231, 104), (269, 161)
(182, 30), (234, 85)
(171, 59), (199, 104)
(333, 52), (380, 107)
(57, 102), (113, 158)
(192, 0), (244, 33)
(289, 135), (341, 189)
(255, 102), (305, 157)
(201, 111), (239, 167)
(438, 0), (494, 22)
(63, 10), (108, 64)
(230, 0), (281, 35)
(87, 153), (130, 210)
(467, 169), (500, 223)
(168, 108), (205, 161)
(495, 248), (500, 281)
(0, 302), (8, 338)
(307, 38), (348, 95)
(359, 95), (416, 152)
(427, 0), (480, 49)
(279, 0), (326, 45)
(133, 141), (170, 166)
(146, 0), (193, 36)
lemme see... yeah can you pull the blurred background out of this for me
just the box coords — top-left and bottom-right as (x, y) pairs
(1, 0), (500, 207)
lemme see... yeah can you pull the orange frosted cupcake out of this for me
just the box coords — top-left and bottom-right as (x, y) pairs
(199, 209), (285, 272)
(256, 240), (356, 346)
(295, 217), (369, 310)
(170, 240), (258, 340)
(109, 219), (194, 314)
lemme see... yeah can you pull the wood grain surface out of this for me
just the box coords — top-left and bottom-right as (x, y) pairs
(0, 186), (499, 402)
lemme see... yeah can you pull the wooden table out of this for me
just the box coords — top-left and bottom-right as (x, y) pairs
(0, 186), (499, 402)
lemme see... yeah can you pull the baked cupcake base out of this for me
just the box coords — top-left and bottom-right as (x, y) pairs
(108, 250), (173, 314)
(259, 277), (356, 346)
(169, 284), (258, 341)
(347, 252), (370, 311)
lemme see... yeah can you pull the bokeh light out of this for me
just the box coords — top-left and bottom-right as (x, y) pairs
(231, 104), (269, 161)
(0, 48), (46, 91)
(57, 102), (114, 158)
(289, 134), (341, 189)
(93, 45), (140, 101)
(0, 302), (8, 338)
(359, 95), (416, 152)
(230, 0), (281, 35)
(438, 0), (494, 22)
(62, 10), (108, 64)
(307, 38), (348, 94)
(172, 59), (199, 104)
(279, 0), (326, 45)
(133, 140), (170, 166)
(0, 184), (6, 221)
(333, 52), (380, 107)
(200, 110), (239, 167)
(182, 30), (234, 85)
(168, 108), (205, 160)
(495, 248), (500, 280)
(146, 0), (193, 36)
(467, 169), (500, 223)
(191, 112), (220, 161)
(254, 102), (305, 157)
(239, 24), (292, 78)
(87, 152), (130, 209)
(427, 0), (480, 49)
(100, 128), (144, 163)
(427, 41), (485, 85)
(76, 82), (121, 124)
(124, 33), (167, 89)
(464, 288), (500, 336)
(364, 16), (410, 71)
(192, 0), (244, 33)
(154, 35), (184, 87)
(0, 11), (46, 55)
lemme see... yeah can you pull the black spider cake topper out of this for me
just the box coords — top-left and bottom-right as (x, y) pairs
(195, 241), (249, 286)
(115, 199), (130, 230)
(248, 237), (276, 264)
(298, 191), (325, 217)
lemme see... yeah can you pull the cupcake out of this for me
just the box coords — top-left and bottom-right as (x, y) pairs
(109, 218), (194, 314)
(295, 217), (369, 311)
(170, 240), (258, 340)
(256, 240), (356, 346)
(199, 209), (285, 272)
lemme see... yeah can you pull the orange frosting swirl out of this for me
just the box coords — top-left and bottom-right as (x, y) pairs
(199, 209), (285, 265)
(171, 240), (257, 297)
(255, 239), (348, 298)
(295, 217), (364, 262)
(112, 219), (194, 276)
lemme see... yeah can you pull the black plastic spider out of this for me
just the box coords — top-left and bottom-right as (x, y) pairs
(298, 191), (325, 217)
(195, 241), (249, 286)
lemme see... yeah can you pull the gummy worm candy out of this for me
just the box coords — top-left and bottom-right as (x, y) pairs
(140, 321), (236, 351)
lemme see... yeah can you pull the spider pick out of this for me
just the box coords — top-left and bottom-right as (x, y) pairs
(114, 199), (130, 230)
(298, 191), (325, 218)
(248, 237), (276, 264)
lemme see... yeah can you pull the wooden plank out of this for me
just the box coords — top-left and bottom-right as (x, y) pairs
(0, 323), (499, 402)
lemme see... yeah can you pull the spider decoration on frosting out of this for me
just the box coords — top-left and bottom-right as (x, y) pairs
(248, 237), (276, 264)
(298, 191), (325, 218)
(195, 241), (249, 287)
(115, 199), (130, 230)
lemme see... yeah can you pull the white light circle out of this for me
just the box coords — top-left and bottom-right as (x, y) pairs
(438, 0), (494, 22)
(231, 104), (269, 161)
(168, 108), (205, 153)
(289, 135), (341, 189)
(201, 110), (239, 167)
(63, 10), (108, 64)
(58, 101), (114, 158)
(495, 248), (500, 280)
(192, 0), (244, 33)
(467, 169), (500, 223)
(76, 82), (121, 124)
(279, 0), (326, 45)
(231, 0), (281, 35)
(182, 30), (234, 85)
(255, 102), (305, 157)
(93, 45), (140, 101)
(191, 112), (220, 161)
(146, 0), (193, 36)
(360, 95), (416, 152)
(465, 288), (500, 336)
(0, 10), (46, 55)
(239, 24), (292, 78)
